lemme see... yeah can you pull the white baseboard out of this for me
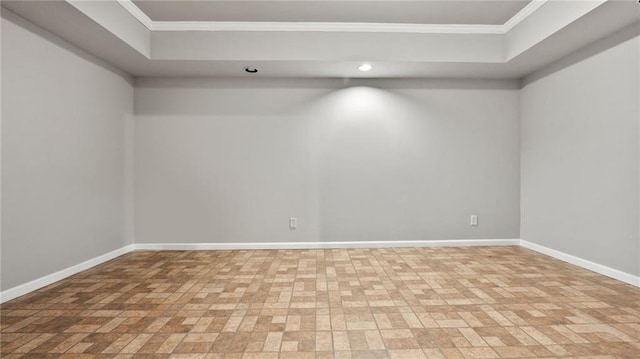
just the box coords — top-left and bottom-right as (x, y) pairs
(3, 239), (637, 304)
(0, 244), (135, 304)
(520, 240), (640, 287)
(133, 239), (520, 251)
(0, 239), (517, 304)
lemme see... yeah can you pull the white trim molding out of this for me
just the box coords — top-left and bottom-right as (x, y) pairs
(520, 240), (640, 287)
(116, 0), (548, 35)
(151, 22), (505, 34)
(502, 0), (548, 32)
(0, 245), (135, 304)
(0, 239), (517, 303)
(3, 239), (639, 304)
(134, 239), (520, 251)
(115, 0), (153, 29)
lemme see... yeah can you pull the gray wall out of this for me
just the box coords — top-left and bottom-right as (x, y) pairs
(4, 5), (637, 295)
(1, 12), (134, 290)
(520, 32), (640, 276)
(134, 78), (521, 244)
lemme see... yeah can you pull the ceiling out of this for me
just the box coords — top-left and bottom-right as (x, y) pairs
(131, 0), (530, 25)
(2, 0), (639, 79)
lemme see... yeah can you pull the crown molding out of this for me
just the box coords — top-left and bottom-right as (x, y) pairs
(116, 0), (153, 30)
(151, 21), (505, 34)
(116, 0), (549, 35)
(503, 0), (548, 32)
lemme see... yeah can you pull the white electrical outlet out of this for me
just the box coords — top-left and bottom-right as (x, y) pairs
(470, 215), (478, 226)
(289, 217), (297, 230)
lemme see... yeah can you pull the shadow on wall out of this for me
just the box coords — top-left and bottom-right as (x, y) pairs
(523, 21), (640, 86)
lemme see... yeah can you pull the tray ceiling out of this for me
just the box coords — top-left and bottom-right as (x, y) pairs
(1, 0), (638, 79)
(131, 0), (530, 25)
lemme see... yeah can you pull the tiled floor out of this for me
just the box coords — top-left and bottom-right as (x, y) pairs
(1, 246), (640, 358)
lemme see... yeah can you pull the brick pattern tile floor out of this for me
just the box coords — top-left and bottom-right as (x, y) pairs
(1, 246), (640, 358)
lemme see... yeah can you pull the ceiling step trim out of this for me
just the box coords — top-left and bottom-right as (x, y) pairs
(116, 0), (549, 35)
(116, 0), (153, 29)
(151, 21), (505, 34)
(503, 0), (548, 32)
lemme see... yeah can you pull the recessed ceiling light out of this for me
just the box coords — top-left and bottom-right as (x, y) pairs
(358, 63), (372, 72)
(244, 67), (258, 74)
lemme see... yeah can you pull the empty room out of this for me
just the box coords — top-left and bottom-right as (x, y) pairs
(1, 0), (640, 358)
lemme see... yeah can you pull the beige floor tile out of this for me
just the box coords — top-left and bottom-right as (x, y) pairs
(1, 247), (639, 358)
